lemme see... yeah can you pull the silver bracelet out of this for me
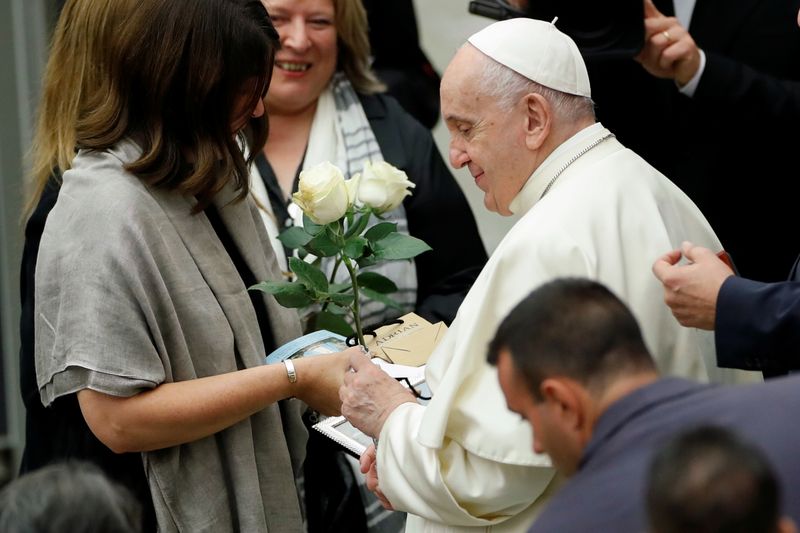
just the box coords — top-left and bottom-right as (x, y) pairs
(283, 359), (297, 384)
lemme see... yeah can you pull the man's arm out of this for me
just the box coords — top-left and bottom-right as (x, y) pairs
(635, 0), (800, 125)
(653, 243), (800, 373)
(715, 276), (800, 372)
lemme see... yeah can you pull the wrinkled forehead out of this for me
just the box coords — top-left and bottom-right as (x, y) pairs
(440, 45), (490, 113)
(442, 45), (483, 93)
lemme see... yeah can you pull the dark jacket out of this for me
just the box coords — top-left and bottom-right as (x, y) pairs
(715, 256), (800, 375)
(589, 0), (800, 282)
(530, 377), (800, 532)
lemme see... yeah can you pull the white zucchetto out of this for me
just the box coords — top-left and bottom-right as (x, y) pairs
(468, 17), (591, 97)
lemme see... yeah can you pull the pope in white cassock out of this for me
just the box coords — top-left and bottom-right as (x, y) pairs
(339, 17), (759, 533)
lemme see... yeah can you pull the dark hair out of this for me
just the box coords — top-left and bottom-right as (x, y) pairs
(487, 278), (655, 399)
(0, 461), (141, 533)
(76, 0), (279, 212)
(646, 425), (781, 533)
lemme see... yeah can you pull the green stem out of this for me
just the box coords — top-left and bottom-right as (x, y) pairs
(321, 257), (342, 312)
(342, 256), (365, 347)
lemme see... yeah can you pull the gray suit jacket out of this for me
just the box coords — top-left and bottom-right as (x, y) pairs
(530, 377), (800, 532)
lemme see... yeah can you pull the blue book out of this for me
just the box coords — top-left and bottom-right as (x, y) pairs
(264, 330), (349, 365)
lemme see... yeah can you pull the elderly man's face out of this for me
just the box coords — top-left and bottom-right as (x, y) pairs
(441, 46), (537, 216)
(496, 349), (584, 476)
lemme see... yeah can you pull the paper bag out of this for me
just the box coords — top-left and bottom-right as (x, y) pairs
(365, 312), (447, 366)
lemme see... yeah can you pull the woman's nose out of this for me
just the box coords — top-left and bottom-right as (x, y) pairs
(281, 18), (311, 52)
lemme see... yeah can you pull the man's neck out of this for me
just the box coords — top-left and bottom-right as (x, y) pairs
(592, 371), (660, 428)
(567, 370), (660, 459)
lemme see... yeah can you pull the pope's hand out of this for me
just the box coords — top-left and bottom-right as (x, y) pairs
(339, 350), (416, 437)
(360, 444), (394, 510)
(652, 241), (734, 330)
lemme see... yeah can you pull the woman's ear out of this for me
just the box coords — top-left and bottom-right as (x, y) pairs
(522, 92), (551, 151)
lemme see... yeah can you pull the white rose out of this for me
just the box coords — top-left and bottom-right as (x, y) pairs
(292, 162), (350, 225)
(345, 173), (361, 206)
(355, 161), (415, 214)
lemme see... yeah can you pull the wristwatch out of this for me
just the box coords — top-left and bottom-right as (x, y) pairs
(283, 359), (297, 384)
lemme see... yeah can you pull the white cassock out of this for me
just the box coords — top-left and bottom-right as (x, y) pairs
(376, 123), (759, 532)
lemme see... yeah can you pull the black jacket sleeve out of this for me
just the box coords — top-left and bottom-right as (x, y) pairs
(715, 275), (800, 376)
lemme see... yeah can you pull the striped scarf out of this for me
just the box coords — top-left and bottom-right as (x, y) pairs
(295, 72), (417, 328)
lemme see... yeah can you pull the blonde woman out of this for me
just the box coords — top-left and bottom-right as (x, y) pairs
(253, 0), (487, 328)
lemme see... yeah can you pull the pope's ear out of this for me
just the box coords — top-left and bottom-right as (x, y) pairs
(540, 378), (583, 429)
(522, 92), (551, 151)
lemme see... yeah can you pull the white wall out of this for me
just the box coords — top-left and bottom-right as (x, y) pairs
(413, 0), (519, 254)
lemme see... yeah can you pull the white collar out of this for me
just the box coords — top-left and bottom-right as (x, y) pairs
(508, 122), (607, 215)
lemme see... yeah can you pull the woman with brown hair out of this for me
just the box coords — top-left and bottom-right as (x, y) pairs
(33, 0), (352, 531)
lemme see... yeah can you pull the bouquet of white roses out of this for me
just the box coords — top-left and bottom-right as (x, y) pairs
(251, 161), (431, 347)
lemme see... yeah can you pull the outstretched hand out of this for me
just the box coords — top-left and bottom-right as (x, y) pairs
(635, 0), (702, 86)
(652, 241), (735, 330)
(339, 350), (416, 437)
(294, 347), (360, 416)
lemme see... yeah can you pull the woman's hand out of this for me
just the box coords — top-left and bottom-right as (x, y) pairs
(293, 347), (360, 415)
(78, 346), (358, 453)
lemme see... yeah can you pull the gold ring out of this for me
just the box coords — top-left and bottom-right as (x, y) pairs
(662, 30), (672, 41)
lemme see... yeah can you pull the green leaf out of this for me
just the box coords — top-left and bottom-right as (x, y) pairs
(357, 272), (398, 294)
(364, 222), (397, 244)
(313, 310), (355, 337)
(361, 287), (404, 311)
(326, 225), (345, 248)
(307, 231), (341, 257)
(326, 303), (348, 316)
(302, 214), (325, 236)
(327, 291), (355, 307)
(372, 233), (432, 261)
(249, 281), (314, 308)
(357, 255), (378, 268)
(249, 281), (283, 294)
(343, 236), (368, 259)
(329, 281), (351, 293)
(289, 257), (328, 293)
(277, 227), (313, 249)
(345, 213), (371, 239)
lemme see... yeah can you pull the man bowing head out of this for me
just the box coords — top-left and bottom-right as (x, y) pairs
(340, 17), (755, 533)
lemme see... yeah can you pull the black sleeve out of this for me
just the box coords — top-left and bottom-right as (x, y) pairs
(715, 275), (800, 376)
(19, 177), (61, 411)
(694, 52), (800, 129)
(366, 94), (488, 324)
